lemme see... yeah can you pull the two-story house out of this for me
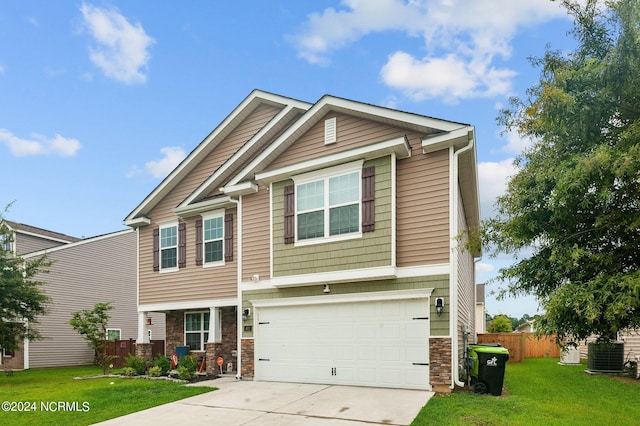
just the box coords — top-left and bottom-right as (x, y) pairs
(0, 220), (165, 370)
(125, 89), (480, 392)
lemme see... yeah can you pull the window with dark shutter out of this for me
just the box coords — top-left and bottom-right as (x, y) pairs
(152, 228), (159, 271)
(284, 184), (295, 244)
(224, 212), (233, 262)
(195, 218), (203, 266)
(178, 222), (186, 268)
(361, 166), (375, 232)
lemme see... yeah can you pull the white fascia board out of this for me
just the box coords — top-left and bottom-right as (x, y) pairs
(422, 126), (474, 154)
(15, 229), (76, 244)
(138, 298), (239, 312)
(254, 136), (411, 185)
(251, 288), (434, 308)
(173, 196), (235, 217)
(221, 181), (258, 196)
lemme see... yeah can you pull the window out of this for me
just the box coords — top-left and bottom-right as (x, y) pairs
(203, 215), (223, 264)
(106, 329), (121, 341)
(185, 311), (209, 351)
(295, 168), (361, 241)
(0, 233), (12, 253)
(160, 223), (178, 270)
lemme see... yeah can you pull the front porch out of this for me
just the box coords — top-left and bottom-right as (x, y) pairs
(139, 306), (237, 376)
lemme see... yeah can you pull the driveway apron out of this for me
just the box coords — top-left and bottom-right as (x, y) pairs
(94, 377), (434, 425)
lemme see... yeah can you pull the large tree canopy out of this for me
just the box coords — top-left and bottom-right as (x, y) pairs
(485, 0), (640, 343)
(0, 210), (50, 353)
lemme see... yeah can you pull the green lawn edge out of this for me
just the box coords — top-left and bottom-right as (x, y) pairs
(0, 366), (215, 426)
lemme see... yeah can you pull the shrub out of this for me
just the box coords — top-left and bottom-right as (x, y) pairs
(124, 355), (147, 375)
(122, 367), (136, 377)
(180, 355), (198, 372)
(148, 366), (162, 377)
(176, 366), (192, 380)
(153, 354), (171, 374)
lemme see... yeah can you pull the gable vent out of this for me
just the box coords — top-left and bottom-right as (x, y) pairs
(324, 117), (337, 145)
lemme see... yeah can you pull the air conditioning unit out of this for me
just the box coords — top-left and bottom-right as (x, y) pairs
(560, 345), (580, 365)
(587, 342), (624, 372)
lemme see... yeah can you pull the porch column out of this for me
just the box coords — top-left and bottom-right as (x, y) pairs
(137, 311), (150, 343)
(207, 307), (221, 343)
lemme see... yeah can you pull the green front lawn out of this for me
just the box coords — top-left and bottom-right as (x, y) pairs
(413, 357), (639, 425)
(0, 366), (214, 425)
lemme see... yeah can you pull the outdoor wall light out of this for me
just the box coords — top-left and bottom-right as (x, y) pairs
(435, 297), (445, 316)
(242, 308), (251, 321)
(323, 284), (331, 294)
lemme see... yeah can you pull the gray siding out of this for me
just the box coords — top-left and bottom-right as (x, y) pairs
(26, 230), (164, 368)
(15, 233), (68, 255)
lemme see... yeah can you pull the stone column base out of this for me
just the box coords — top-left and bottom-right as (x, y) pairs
(135, 343), (153, 361)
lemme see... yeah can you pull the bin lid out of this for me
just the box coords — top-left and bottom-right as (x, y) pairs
(470, 344), (509, 354)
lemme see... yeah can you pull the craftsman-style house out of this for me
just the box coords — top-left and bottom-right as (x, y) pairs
(125, 89), (480, 392)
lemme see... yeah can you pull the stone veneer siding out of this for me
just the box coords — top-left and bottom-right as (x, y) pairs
(241, 338), (254, 378)
(429, 337), (452, 393)
(135, 342), (153, 361)
(165, 307), (237, 374)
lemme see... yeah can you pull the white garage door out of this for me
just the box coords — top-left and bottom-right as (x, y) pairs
(253, 292), (430, 390)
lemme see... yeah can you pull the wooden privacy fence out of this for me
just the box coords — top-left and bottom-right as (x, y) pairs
(477, 333), (560, 363)
(104, 339), (165, 368)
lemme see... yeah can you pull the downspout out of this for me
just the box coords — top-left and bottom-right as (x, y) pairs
(229, 197), (242, 379)
(450, 128), (475, 389)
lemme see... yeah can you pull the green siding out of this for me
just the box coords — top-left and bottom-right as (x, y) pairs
(242, 275), (450, 338)
(272, 156), (392, 276)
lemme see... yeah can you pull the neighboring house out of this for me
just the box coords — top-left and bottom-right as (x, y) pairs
(0, 221), (165, 370)
(125, 89), (480, 392)
(515, 320), (535, 333)
(475, 283), (486, 334)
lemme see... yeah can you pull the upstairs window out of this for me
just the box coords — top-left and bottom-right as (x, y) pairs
(285, 162), (375, 245)
(204, 215), (223, 264)
(160, 223), (178, 271)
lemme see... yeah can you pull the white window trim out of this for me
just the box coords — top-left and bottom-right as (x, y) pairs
(201, 210), (225, 268)
(184, 311), (209, 352)
(106, 328), (121, 341)
(292, 160), (363, 246)
(159, 220), (179, 273)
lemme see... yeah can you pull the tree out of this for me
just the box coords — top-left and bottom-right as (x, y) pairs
(487, 315), (514, 333)
(68, 302), (115, 373)
(0, 207), (51, 354)
(485, 0), (640, 343)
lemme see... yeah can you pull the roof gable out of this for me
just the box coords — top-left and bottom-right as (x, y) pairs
(124, 90), (310, 226)
(227, 94), (468, 187)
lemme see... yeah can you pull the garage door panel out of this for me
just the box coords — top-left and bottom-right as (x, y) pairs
(255, 297), (430, 390)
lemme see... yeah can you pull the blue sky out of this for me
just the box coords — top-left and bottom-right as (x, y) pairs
(1, 1), (578, 318)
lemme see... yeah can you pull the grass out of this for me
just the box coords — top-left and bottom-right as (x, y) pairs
(412, 358), (640, 425)
(0, 366), (215, 425)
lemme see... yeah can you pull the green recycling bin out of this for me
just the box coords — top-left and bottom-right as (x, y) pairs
(469, 344), (509, 396)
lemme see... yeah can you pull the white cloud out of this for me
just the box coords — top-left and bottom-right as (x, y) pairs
(80, 2), (155, 84)
(500, 129), (536, 154)
(0, 129), (81, 157)
(477, 158), (518, 219)
(128, 146), (186, 179)
(292, 0), (567, 101)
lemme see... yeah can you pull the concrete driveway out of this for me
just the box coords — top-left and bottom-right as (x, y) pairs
(95, 377), (434, 425)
